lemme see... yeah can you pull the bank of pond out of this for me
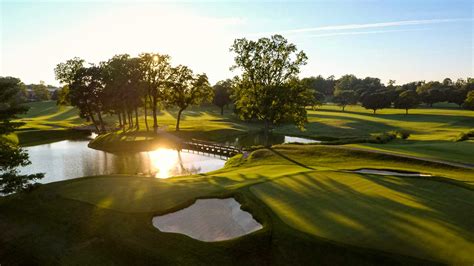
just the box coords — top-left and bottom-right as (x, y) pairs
(19, 132), (321, 183)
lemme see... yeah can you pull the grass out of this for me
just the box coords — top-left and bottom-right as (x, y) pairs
(10, 101), (86, 146)
(14, 101), (474, 164)
(1, 145), (473, 265)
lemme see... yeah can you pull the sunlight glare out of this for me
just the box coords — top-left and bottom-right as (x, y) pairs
(149, 148), (178, 179)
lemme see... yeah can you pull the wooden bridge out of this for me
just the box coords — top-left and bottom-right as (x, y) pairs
(180, 139), (241, 158)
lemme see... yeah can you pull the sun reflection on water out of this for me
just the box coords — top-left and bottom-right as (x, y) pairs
(149, 148), (179, 179)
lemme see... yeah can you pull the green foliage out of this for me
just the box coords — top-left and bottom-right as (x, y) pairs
(395, 130), (411, 139)
(301, 75), (335, 97)
(0, 76), (44, 193)
(369, 131), (397, 144)
(166, 66), (213, 131)
(416, 81), (445, 107)
(394, 90), (420, 114)
(333, 89), (357, 111)
(212, 79), (233, 115)
(230, 35), (309, 132)
(463, 91), (474, 110)
(360, 91), (392, 114)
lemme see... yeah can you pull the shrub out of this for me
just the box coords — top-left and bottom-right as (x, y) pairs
(396, 130), (410, 139)
(370, 132), (397, 144)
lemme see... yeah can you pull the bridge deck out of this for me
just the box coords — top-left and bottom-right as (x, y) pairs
(181, 139), (241, 157)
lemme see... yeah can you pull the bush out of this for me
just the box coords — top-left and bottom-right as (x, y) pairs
(370, 132), (397, 144)
(396, 130), (410, 139)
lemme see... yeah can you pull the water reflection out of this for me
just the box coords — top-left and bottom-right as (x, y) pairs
(20, 140), (225, 184)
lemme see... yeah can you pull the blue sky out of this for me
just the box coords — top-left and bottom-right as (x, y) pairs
(1, 0), (472, 85)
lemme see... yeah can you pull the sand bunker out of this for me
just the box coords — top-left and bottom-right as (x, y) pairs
(352, 169), (432, 177)
(284, 136), (321, 144)
(152, 198), (262, 242)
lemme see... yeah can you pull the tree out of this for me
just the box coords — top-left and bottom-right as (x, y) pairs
(69, 65), (106, 132)
(334, 75), (360, 93)
(55, 57), (85, 86)
(301, 75), (335, 98)
(333, 90), (357, 111)
(30, 83), (50, 101)
(0, 77), (43, 194)
(357, 77), (384, 96)
(213, 79), (232, 115)
(139, 53), (172, 133)
(56, 85), (70, 106)
(464, 91), (474, 110)
(167, 65), (213, 131)
(394, 90), (419, 114)
(416, 81), (445, 107)
(230, 34), (308, 133)
(102, 55), (144, 130)
(360, 91), (392, 114)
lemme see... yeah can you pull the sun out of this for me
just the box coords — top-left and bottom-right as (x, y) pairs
(148, 148), (178, 179)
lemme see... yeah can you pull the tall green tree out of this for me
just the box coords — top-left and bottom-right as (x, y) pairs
(333, 90), (357, 111)
(394, 90), (420, 114)
(230, 34), (309, 133)
(0, 77), (43, 194)
(360, 91), (392, 114)
(139, 53), (172, 133)
(416, 81), (445, 107)
(69, 65), (106, 132)
(30, 82), (51, 101)
(55, 57), (85, 88)
(212, 79), (233, 115)
(167, 65), (213, 131)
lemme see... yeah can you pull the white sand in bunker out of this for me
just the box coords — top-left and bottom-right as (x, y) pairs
(152, 198), (263, 242)
(352, 169), (432, 177)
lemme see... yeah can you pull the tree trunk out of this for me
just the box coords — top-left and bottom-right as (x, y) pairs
(144, 99), (149, 132)
(122, 112), (127, 126)
(97, 111), (105, 132)
(85, 104), (100, 133)
(135, 107), (139, 130)
(89, 114), (100, 133)
(128, 111), (133, 129)
(220, 106), (224, 115)
(152, 96), (158, 133)
(373, 109), (376, 114)
(176, 109), (184, 131)
(342, 105), (345, 112)
(406, 108), (408, 115)
(118, 113), (122, 128)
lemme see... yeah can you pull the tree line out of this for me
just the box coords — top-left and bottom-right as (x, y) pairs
(54, 54), (213, 133)
(303, 75), (474, 114)
(54, 35), (474, 135)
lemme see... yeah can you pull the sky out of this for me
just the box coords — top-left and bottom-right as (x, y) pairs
(1, 0), (473, 86)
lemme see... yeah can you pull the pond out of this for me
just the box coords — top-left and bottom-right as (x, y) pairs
(152, 198), (262, 242)
(19, 137), (226, 184)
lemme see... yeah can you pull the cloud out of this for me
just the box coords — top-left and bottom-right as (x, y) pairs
(307, 28), (427, 38)
(252, 18), (472, 36)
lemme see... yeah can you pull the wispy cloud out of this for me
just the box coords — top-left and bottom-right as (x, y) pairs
(252, 18), (472, 36)
(308, 28), (427, 38)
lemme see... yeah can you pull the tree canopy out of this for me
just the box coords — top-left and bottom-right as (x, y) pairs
(230, 34), (309, 132)
(0, 76), (43, 194)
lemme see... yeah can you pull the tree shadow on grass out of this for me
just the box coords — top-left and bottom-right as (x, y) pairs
(250, 171), (474, 264)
